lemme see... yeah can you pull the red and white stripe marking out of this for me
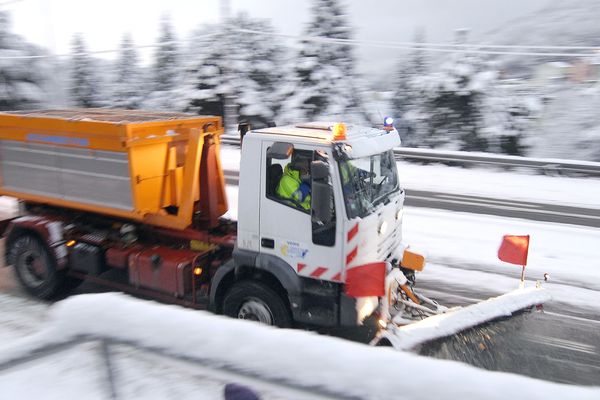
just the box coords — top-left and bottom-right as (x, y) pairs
(294, 221), (361, 283)
(297, 263), (342, 282)
(346, 222), (360, 268)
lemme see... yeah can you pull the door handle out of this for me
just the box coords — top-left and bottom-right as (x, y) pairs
(261, 238), (275, 249)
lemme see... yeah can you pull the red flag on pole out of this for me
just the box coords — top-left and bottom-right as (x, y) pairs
(498, 235), (530, 266)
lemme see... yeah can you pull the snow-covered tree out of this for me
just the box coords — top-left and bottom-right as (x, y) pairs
(111, 33), (144, 109)
(69, 33), (103, 108)
(424, 54), (487, 151)
(408, 52), (539, 154)
(154, 16), (178, 91)
(392, 29), (430, 146)
(0, 12), (49, 110)
(144, 16), (181, 109)
(533, 84), (600, 161)
(180, 14), (286, 128)
(279, 0), (367, 123)
(480, 79), (540, 155)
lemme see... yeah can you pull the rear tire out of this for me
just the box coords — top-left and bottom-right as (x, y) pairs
(222, 281), (292, 328)
(10, 234), (75, 300)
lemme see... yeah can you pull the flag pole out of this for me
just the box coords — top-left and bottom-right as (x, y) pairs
(519, 265), (526, 289)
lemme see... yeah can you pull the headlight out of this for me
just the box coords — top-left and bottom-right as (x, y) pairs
(396, 208), (403, 221)
(379, 221), (388, 235)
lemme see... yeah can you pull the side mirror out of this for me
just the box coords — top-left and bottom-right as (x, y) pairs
(311, 161), (329, 181)
(312, 181), (332, 224)
(238, 122), (251, 144)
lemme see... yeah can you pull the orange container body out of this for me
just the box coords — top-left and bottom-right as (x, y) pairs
(0, 109), (228, 230)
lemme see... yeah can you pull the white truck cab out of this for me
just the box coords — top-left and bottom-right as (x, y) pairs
(228, 121), (414, 327)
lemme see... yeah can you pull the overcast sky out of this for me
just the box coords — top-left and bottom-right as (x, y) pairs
(4, 0), (550, 74)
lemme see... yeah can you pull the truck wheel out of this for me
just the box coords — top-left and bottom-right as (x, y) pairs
(222, 281), (292, 328)
(10, 235), (71, 300)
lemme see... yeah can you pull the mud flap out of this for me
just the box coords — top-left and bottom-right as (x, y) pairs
(374, 286), (551, 351)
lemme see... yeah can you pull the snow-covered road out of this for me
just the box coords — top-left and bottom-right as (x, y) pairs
(0, 152), (598, 392)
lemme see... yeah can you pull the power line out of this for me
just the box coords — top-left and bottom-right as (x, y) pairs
(236, 29), (600, 58)
(0, 35), (220, 60)
(0, 27), (597, 60)
(237, 29), (600, 51)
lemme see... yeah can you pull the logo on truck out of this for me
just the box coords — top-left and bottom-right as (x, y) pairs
(280, 241), (308, 259)
(27, 133), (90, 147)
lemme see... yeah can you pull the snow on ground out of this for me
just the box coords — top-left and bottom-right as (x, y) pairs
(0, 342), (106, 400)
(0, 148), (598, 396)
(108, 345), (290, 400)
(403, 207), (600, 292)
(0, 293), (49, 343)
(395, 160), (600, 210)
(1, 293), (598, 400)
(220, 146), (600, 209)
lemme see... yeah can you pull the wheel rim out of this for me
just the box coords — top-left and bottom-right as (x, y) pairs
(237, 298), (274, 325)
(19, 249), (47, 288)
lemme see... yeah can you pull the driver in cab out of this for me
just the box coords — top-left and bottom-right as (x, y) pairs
(276, 152), (311, 211)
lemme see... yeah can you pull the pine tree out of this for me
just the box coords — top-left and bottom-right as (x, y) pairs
(181, 27), (227, 117)
(392, 29), (429, 146)
(70, 33), (102, 108)
(410, 28), (428, 77)
(145, 16), (180, 109)
(412, 52), (537, 154)
(154, 15), (178, 91)
(422, 54), (487, 151)
(480, 74), (538, 156)
(0, 12), (49, 110)
(280, 0), (367, 123)
(112, 33), (143, 109)
(181, 14), (286, 128)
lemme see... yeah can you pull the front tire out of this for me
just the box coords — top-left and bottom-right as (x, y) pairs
(222, 281), (292, 328)
(10, 234), (73, 300)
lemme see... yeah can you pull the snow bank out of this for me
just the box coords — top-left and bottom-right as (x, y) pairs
(403, 206), (600, 293)
(0, 293), (597, 400)
(380, 287), (551, 351)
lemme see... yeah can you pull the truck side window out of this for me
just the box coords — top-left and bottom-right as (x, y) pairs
(266, 148), (312, 214)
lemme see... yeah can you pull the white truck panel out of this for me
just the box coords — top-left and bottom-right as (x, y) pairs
(236, 136), (262, 252)
(258, 140), (344, 282)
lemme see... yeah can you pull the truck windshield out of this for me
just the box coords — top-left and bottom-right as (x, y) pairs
(339, 150), (400, 219)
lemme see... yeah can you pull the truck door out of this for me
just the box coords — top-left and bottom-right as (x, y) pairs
(259, 141), (343, 283)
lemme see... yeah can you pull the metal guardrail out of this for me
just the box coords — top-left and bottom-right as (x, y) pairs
(0, 336), (356, 400)
(220, 135), (600, 177)
(396, 148), (600, 177)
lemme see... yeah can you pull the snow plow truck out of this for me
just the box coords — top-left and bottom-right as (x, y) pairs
(0, 109), (548, 349)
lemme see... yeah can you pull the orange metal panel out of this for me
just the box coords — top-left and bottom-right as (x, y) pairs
(0, 110), (223, 152)
(0, 189), (143, 221)
(401, 249), (426, 272)
(0, 109), (227, 230)
(128, 141), (169, 214)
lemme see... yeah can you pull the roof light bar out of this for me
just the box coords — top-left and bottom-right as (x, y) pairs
(332, 123), (347, 140)
(383, 116), (395, 132)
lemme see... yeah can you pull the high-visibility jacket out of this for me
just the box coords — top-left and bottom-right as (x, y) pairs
(276, 164), (311, 210)
(340, 161), (356, 185)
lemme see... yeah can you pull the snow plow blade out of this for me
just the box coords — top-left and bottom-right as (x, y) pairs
(373, 286), (551, 351)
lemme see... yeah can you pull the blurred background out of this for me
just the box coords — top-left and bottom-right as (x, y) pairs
(1, 0), (599, 161)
